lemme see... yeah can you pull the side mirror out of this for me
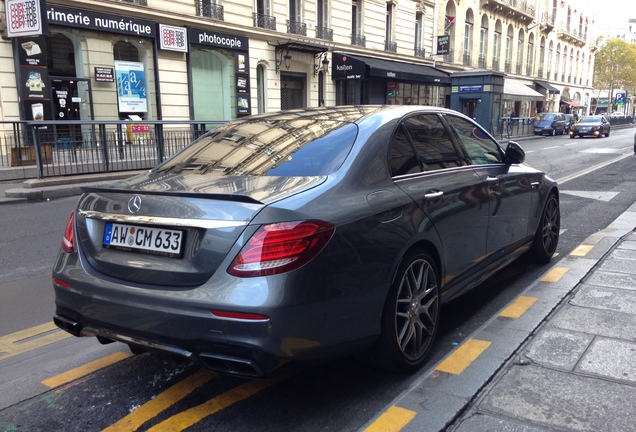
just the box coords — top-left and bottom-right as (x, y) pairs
(505, 141), (525, 164)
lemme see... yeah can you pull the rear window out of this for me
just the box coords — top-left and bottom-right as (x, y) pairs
(154, 120), (358, 176)
(537, 113), (556, 121)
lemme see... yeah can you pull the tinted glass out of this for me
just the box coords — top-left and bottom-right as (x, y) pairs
(389, 127), (421, 176)
(445, 114), (503, 165)
(154, 120), (358, 176)
(580, 116), (602, 123)
(402, 114), (463, 171)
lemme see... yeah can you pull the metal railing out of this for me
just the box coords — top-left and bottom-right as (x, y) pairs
(253, 13), (276, 30)
(0, 120), (226, 178)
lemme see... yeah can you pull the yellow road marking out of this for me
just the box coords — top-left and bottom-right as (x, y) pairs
(103, 369), (215, 432)
(41, 351), (132, 388)
(146, 374), (287, 432)
(436, 339), (491, 375)
(570, 245), (594, 257)
(0, 322), (72, 361)
(364, 406), (417, 432)
(499, 296), (538, 319)
(540, 267), (570, 283)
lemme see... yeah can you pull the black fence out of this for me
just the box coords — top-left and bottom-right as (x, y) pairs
(0, 120), (226, 178)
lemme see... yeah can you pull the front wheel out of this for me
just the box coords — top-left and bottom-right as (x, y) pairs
(528, 194), (560, 263)
(371, 251), (440, 372)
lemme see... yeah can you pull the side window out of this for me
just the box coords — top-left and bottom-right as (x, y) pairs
(389, 126), (421, 176)
(402, 114), (463, 170)
(445, 114), (504, 165)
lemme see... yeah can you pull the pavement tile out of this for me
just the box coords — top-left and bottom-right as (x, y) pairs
(577, 337), (636, 383)
(597, 256), (636, 274)
(549, 305), (636, 342)
(570, 285), (636, 314)
(479, 365), (636, 431)
(522, 329), (593, 370)
(585, 270), (636, 291)
(452, 413), (548, 432)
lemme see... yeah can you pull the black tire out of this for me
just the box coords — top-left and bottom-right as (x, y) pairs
(569, 134), (575, 139)
(371, 251), (440, 372)
(606, 129), (610, 137)
(529, 194), (560, 263)
(551, 128), (556, 136)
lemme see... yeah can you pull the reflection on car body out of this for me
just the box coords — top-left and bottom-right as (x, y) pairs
(53, 106), (560, 378)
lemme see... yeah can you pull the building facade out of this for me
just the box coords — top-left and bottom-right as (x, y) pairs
(0, 0), (598, 126)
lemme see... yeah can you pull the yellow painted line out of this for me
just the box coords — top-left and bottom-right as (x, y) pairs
(0, 322), (72, 361)
(436, 339), (491, 375)
(103, 369), (215, 432)
(499, 296), (538, 319)
(146, 374), (287, 432)
(364, 406), (417, 432)
(570, 245), (594, 257)
(41, 351), (133, 388)
(540, 267), (570, 283)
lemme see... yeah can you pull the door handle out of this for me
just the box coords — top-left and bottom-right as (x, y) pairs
(424, 190), (444, 200)
(486, 176), (500, 186)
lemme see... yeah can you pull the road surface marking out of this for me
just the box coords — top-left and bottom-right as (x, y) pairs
(364, 406), (417, 432)
(0, 322), (72, 361)
(540, 267), (570, 283)
(41, 351), (132, 388)
(570, 245), (594, 257)
(560, 190), (619, 202)
(499, 296), (538, 319)
(103, 369), (215, 432)
(435, 339), (491, 375)
(145, 374), (287, 432)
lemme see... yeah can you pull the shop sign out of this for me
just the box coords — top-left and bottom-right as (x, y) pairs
(94, 67), (115, 82)
(6, 0), (47, 37)
(115, 61), (147, 113)
(460, 85), (482, 92)
(235, 53), (251, 117)
(188, 28), (249, 51)
(159, 24), (188, 52)
(331, 54), (365, 80)
(46, 5), (156, 38)
(17, 34), (52, 123)
(436, 35), (450, 55)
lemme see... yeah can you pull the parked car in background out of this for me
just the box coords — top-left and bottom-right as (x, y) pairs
(569, 115), (611, 138)
(563, 114), (574, 133)
(52, 105), (560, 378)
(609, 111), (626, 118)
(533, 112), (567, 136)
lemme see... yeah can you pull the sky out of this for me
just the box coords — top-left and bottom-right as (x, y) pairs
(594, 0), (636, 27)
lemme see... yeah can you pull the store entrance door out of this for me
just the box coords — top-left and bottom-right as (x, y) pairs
(462, 99), (479, 120)
(281, 73), (306, 110)
(50, 78), (94, 151)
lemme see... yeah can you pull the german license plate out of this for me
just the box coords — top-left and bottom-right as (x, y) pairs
(103, 223), (183, 257)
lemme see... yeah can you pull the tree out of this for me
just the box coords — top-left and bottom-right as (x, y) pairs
(594, 39), (636, 112)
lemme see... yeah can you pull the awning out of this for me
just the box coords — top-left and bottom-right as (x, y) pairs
(331, 53), (451, 84)
(504, 78), (544, 100)
(534, 81), (561, 94)
(563, 100), (583, 107)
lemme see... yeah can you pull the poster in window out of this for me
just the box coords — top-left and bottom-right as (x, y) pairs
(114, 61), (147, 113)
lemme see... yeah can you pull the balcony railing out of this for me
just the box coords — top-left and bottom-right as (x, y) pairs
(385, 40), (397, 53)
(478, 55), (486, 68)
(196, 1), (224, 20)
(352, 33), (366, 47)
(538, 68), (544, 79)
(516, 63), (522, 74)
(463, 52), (471, 66)
(287, 20), (307, 36)
(492, 58), (500, 71)
(526, 65), (532, 76)
(316, 26), (333, 41)
(253, 13), (276, 30)
(117, 0), (147, 6)
(443, 49), (454, 63)
(504, 61), (511, 73)
(415, 46), (425, 58)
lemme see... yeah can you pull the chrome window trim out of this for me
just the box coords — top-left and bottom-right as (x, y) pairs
(78, 210), (248, 229)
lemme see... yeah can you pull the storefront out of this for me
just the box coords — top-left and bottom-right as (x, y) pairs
(331, 53), (451, 107)
(11, 5), (251, 125)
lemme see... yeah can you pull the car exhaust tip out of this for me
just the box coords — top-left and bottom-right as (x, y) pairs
(53, 315), (83, 337)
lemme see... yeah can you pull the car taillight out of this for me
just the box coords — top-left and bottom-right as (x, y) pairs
(62, 211), (75, 253)
(228, 220), (335, 277)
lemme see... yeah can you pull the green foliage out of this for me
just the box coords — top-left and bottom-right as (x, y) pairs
(594, 39), (636, 91)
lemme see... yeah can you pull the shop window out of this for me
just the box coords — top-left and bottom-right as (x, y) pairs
(48, 33), (76, 77)
(257, 64), (266, 113)
(114, 41), (140, 62)
(191, 47), (235, 121)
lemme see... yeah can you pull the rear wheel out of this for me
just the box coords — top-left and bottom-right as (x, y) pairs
(529, 194), (560, 263)
(371, 251), (440, 372)
(551, 128), (556, 136)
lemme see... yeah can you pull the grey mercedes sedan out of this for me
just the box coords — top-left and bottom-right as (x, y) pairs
(53, 106), (560, 377)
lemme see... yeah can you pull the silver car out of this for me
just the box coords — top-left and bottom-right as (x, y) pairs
(53, 106), (560, 377)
